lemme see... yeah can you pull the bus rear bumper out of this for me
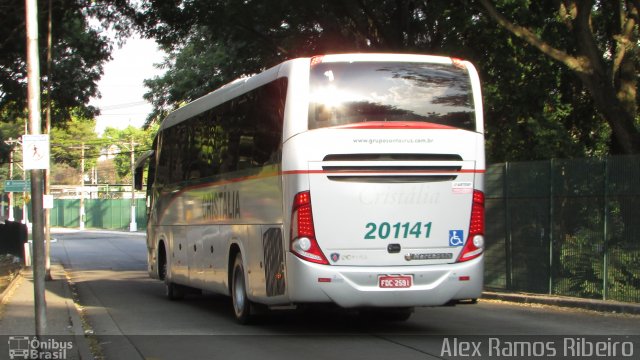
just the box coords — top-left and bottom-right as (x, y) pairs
(285, 254), (483, 308)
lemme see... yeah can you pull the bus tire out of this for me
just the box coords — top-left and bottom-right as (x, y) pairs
(231, 253), (253, 324)
(158, 244), (167, 280)
(385, 307), (414, 322)
(360, 307), (414, 322)
(166, 281), (184, 301)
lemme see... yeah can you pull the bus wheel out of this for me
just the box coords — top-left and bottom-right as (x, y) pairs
(231, 253), (253, 324)
(385, 307), (414, 321)
(360, 307), (414, 322)
(166, 281), (184, 300)
(158, 245), (167, 280)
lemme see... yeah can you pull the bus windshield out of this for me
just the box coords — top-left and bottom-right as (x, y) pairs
(308, 61), (475, 131)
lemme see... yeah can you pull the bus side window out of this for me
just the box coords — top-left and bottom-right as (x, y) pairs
(155, 132), (169, 189)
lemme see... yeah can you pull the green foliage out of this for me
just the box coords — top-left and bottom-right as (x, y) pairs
(135, 0), (626, 160)
(139, 1), (485, 125)
(143, 31), (233, 124)
(462, 1), (612, 161)
(486, 156), (640, 302)
(51, 162), (81, 186)
(555, 208), (640, 303)
(101, 124), (158, 183)
(0, 0), (122, 123)
(555, 226), (606, 300)
(50, 110), (101, 170)
(0, 0), (136, 134)
(606, 244), (640, 302)
(476, 0), (639, 154)
(0, 108), (25, 165)
(1, 114), (157, 186)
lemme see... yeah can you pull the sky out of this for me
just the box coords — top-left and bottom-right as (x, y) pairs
(90, 36), (166, 135)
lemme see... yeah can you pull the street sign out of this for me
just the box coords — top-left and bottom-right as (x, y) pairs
(43, 194), (54, 209)
(4, 180), (31, 192)
(23, 134), (50, 170)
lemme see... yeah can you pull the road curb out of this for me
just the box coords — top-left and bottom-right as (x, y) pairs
(482, 291), (640, 315)
(53, 263), (97, 360)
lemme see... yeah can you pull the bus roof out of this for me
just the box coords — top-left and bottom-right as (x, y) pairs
(157, 53), (464, 132)
(158, 63), (283, 131)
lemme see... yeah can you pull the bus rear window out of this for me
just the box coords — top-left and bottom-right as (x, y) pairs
(308, 62), (475, 131)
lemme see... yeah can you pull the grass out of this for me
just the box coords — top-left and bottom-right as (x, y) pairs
(0, 255), (22, 294)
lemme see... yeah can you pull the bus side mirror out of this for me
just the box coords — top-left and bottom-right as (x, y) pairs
(134, 167), (144, 190)
(133, 150), (154, 191)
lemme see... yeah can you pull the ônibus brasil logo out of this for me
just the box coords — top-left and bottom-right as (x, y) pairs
(8, 336), (73, 360)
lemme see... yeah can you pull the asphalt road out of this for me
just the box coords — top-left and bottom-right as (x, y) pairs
(50, 230), (640, 360)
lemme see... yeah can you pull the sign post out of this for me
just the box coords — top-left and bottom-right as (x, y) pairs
(4, 180), (31, 192)
(22, 134), (50, 170)
(25, 0), (47, 336)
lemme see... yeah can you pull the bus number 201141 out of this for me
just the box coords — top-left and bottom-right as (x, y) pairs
(365, 221), (432, 240)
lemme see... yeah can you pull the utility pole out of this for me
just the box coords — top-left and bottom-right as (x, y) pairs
(130, 137), (136, 231)
(125, 137), (138, 232)
(7, 136), (30, 225)
(9, 147), (14, 221)
(70, 143), (89, 229)
(25, 0), (47, 336)
(5, 139), (17, 221)
(80, 143), (86, 230)
(44, 0), (53, 280)
(21, 124), (29, 227)
(81, 143), (85, 230)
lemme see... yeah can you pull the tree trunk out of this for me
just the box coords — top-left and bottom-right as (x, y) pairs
(477, 0), (640, 154)
(578, 72), (640, 154)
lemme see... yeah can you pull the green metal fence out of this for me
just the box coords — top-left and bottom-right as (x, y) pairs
(11, 198), (147, 230)
(6, 155), (639, 303)
(485, 155), (640, 303)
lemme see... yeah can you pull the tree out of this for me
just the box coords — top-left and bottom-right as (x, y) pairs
(50, 163), (81, 185)
(135, 1), (630, 160)
(0, 107), (25, 166)
(477, 0), (640, 154)
(461, 4), (612, 161)
(101, 124), (157, 183)
(49, 110), (102, 184)
(138, 1), (478, 125)
(0, 0), (137, 164)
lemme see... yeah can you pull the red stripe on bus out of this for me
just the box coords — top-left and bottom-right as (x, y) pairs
(163, 168), (486, 193)
(160, 168), (485, 199)
(330, 121), (456, 130)
(154, 168), (485, 223)
(281, 169), (486, 175)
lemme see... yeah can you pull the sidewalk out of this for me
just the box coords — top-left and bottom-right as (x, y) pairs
(0, 263), (94, 360)
(482, 291), (640, 315)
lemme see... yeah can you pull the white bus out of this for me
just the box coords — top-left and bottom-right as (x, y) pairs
(135, 53), (485, 323)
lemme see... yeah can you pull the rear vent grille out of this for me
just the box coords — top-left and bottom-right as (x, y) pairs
(321, 153), (464, 183)
(323, 154), (462, 162)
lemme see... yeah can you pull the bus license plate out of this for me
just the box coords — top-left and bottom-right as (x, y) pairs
(379, 275), (412, 288)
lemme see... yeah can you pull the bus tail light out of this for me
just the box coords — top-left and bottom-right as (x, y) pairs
(457, 190), (485, 262)
(290, 191), (329, 265)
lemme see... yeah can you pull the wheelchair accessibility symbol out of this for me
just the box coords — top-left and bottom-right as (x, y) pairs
(449, 230), (464, 246)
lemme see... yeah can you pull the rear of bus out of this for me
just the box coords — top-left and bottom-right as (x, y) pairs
(282, 54), (484, 309)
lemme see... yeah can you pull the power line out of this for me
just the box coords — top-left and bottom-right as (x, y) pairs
(96, 113), (149, 116)
(2, 147), (154, 166)
(98, 101), (149, 111)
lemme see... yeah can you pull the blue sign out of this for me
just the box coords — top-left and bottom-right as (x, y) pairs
(449, 230), (464, 246)
(4, 180), (30, 192)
